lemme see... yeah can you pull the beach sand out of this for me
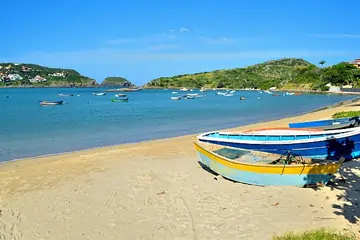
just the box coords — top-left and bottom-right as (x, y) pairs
(1, 102), (360, 239)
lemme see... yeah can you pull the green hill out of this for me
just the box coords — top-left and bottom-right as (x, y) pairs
(0, 63), (97, 87)
(145, 58), (360, 91)
(100, 77), (134, 87)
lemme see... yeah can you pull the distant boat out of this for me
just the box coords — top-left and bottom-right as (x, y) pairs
(240, 96), (246, 100)
(172, 91), (178, 94)
(186, 93), (199, 97)
(58, 93), (74, 97)
(229, 90), (236, 94)
(272, 93), (279, 96)
(185, 96), (195, 99)
(216, 92), (226, 95)
(196, 127), (360, 160)
(194, 141), (344, 187)
(289, 117), (360, 131)
(285, 92), (294, 96)
(223, 93), (234, 97)
(111, 97), (129, 102)
(171, 96), (181, 100)
(93, 92), (106, 96)
(179, 87), (189, 91)
(115, 94), (127, 97)
(39, 100), (64, 106)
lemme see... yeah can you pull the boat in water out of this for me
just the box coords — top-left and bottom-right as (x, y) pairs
(93, 92), (106, 96)
(39, 100), (64, 106)
(111, 97), (129, 102)
(185, 96), (195, 99)
(171, 96), (181, 100)
(223, 93), (234, 97)
(115, 94), (127, 97)
(186, 93), (199, 97)
(194, 141), (344, 187)
(58, 93), (74, 97)
(179, 87), (189, 91)
(289, 117), (360, 131)
(240, 96), (246, 100)
(196, 127), (360, 160)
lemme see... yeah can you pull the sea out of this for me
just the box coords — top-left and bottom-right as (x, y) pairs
(0, 88), (356, 163)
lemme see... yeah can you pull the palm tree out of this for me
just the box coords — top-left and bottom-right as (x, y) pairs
(319, 60), (326, 68)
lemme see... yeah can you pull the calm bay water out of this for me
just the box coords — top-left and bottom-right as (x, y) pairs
(0, 88), (356, 162)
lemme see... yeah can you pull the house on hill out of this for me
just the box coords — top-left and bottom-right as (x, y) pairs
(350, 58), (360, 69)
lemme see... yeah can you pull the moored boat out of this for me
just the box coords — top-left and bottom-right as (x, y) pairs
(179, 87), (189, 91)
(240, 96), (246, 100)
(223, 93), (234, 97)
(93, 92), (106, 96)
(115, 94), (127, 97)
(289, 117), (360, 131)
(194, 141), (344, 187)
(111, 97), (129, 102)
(186, 93), (199, 97)
(197, 127), (360, 160)
(39, 100), (64, 106)
(58, 93), (74, 97)
(171, 96), (181, 100)
(185, 96), (195, 99)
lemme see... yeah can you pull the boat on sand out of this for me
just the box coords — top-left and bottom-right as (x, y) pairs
(196, 127), (360, 160)
(194, 141), (344, 187)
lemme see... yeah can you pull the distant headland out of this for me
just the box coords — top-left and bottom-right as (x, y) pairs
(144, 58), (360, 92)
(0, 63), (134, 88)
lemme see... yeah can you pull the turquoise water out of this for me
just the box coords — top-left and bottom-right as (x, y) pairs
(0, 88), (356, 162)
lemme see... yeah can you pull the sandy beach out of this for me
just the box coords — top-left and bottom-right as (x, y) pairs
(1, 102), (360, 239)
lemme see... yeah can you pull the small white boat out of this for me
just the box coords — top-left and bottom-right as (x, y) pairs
(115, 94), (127, 97)
(229, 90), (236, 94)
(171, 96), (181, 100)
(172, 91), (178, 94)
(180, 87), (189, 91)
(93, 92), (106, 96)
(216, 92), (226, 95)
(223, 93), (234, 97)
(186, 93), (199, 97)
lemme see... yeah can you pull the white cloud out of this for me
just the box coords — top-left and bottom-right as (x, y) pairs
(179, 27), (190, 33)
(312, 33), (360, 39)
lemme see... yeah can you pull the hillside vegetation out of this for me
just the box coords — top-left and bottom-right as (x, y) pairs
(100, 77), (134, 87)
(0, 63), (97, 87)
(145, 58), (360, 91)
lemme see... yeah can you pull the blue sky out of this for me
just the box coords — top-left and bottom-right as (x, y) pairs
(1, 0), (359, 84)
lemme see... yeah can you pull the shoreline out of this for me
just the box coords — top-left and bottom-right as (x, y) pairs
(1, 97), (359, 165)
(1, 98), (360, 239)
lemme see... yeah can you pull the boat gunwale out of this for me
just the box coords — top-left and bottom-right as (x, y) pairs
(197, 127), (360, 145)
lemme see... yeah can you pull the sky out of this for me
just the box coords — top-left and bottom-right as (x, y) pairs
(1, 0), (360, 84)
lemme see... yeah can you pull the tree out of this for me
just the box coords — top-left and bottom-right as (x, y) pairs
(319, 60), (326, 68)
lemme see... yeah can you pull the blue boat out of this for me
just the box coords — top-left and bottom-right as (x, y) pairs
(194, 141), (344, 187)
(289, 116), (360, 130)
(197, 127), (360, 160)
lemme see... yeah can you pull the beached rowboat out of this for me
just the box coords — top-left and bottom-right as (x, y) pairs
(194, 141), (344, 187)
(288, 116), (360, 131)
(39, 100), (64, 106)
(197, 126), (360, 160)
(111, 97), (129, 102)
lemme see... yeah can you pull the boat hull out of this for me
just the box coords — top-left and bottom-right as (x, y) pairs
(289, 117), (360, 130)
(197, 129), (360, 160)
(39, 100), (64, 106)
(194, 142), (342, 187)
(111, 97), (128, 102)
